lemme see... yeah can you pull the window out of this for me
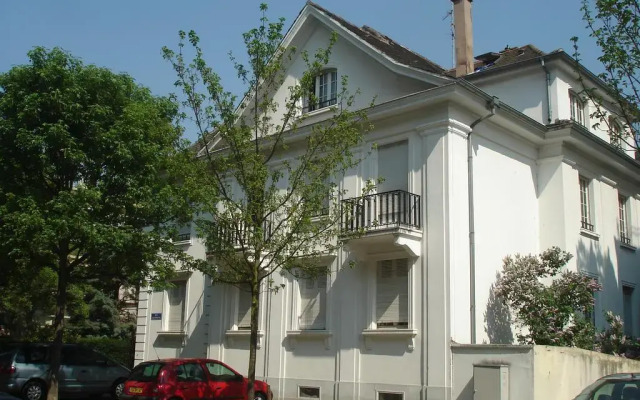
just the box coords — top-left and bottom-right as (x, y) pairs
(619, 195), (631, 245)
(579, 176), (594, 231)
(304, 69), (337, 112)
(623, 286), (634, 336)
(609, 117), (623, 150)
(378, 392), (404, 400)
(570, 91), (586, 126)
(298, 276), (327, 330)
(172, 223), (191, 243)
(175, 362), (206, 382)
(236, 285), (252, 330)
(206, 362), (237, 381)
(299, 386), (320, 398)
(167, 281), (186, 331)
(376, 259), (409, 328)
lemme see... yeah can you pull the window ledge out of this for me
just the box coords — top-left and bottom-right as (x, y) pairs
(225, 330), (264, 348)
(286, 330), (332, 349)
(172, 239), (192, 246)
(580, 228), (600, 240)
(362, 329), (417, 351)
(303, 107), (333, 118)
(620, 242), (637, 252)
(157, 330), (186, 337)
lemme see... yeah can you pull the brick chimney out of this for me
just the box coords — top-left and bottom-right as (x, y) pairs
(452, 0), (474, 77)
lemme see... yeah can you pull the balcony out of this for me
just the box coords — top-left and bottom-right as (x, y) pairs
(209, 220), (273, 252)
(341, 190), (422, 257)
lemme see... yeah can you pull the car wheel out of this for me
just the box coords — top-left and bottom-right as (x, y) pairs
(254, 393), (267, 400)
(111, 378), (126, 399)
(21, 380), (46, 400)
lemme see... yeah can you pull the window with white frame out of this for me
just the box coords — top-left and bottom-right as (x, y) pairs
(236, 285), (252, 330)
(609, 117), (623, 150)
(579, 176), (594, 231)
(304, 69), (338, 113)
(298, 275), (327, 330)
(570, 91), (587, 127)
(166, 280), (187, 331)
(376, 258), (409, 329)
(378, 392), (404, 400)
(619, 194), (631, 245)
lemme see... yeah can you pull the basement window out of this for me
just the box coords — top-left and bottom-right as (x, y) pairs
(299, 386), (320, 398)
(378, 392), (404, 400)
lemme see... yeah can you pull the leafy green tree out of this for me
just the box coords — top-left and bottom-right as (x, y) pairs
(163, 4), (371, 396)
(573, 0), (640, 152)
(494, 247), (601, 348)
(0, 47), (196, 400)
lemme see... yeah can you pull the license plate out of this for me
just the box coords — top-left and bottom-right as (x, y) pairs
(129, 387), (143, 394)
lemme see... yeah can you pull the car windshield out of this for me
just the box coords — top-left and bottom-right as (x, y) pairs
(129, 362), (164, 382)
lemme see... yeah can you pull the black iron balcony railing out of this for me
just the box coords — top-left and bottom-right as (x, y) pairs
(621, 234), (631, 246)
(303, 97), (337, 113)
(214, 220), (273, 248)
(581, 220), (594, 231)
(341, 190), (421, 233)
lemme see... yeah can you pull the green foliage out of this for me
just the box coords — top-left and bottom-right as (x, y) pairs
(0, 46), (198, 398)
(573, 0), (640, 151)
(494, 247), (600, 348)
(76, 337), (134, 368)
(163, 3), (372, 395)
(595, 311), (627, 355)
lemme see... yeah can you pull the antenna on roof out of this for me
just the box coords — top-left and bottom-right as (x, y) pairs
(442, 6), (454, 69)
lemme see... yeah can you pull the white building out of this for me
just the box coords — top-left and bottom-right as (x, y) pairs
(134, 1), (640, 399)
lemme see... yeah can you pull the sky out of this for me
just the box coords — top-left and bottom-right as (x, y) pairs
(1, 0), (603, 142)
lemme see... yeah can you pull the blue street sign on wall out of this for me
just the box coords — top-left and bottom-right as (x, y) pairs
(151, 313), (162, 320)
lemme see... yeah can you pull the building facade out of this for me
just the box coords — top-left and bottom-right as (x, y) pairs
(133, 2), (640, 399)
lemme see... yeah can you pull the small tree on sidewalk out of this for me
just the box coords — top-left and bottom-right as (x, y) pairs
(494, 247), (601, 348)
(163, 4), (371, 398)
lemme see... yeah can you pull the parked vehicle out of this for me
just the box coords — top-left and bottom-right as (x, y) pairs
(0, 343), (130, 400)
(120, 358), (272, 400)
(573, 373), (640, 400)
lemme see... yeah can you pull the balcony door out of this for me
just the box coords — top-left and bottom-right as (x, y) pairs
(377, 141), (408, 226)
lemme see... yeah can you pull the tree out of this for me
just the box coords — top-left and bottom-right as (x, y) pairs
(573, 0), (640, 152)
(163, 4), (371, 397)
(0, 47), (196, 400)
(494, 247), (601, 348)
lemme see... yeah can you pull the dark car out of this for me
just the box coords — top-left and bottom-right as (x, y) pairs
(0, 343), (130, 400)
(120, 358), (272, 400)
(573, 373), (640, 400)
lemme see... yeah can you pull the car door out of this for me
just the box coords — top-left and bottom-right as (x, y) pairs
(174, 362), (211, 400)
(204, 361), (246, 399)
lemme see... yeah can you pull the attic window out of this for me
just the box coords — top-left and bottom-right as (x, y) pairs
(304, 69), (337, 113)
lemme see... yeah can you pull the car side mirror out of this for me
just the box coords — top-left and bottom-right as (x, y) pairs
(233, 374), (244, 382)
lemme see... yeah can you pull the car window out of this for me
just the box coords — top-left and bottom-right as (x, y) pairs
(206, 362), (237, 380)
(591, 380), (640, 400)
(176, 363), (206, 382)
(62, 347), (103, 366)
(17, 346), (48, 364)
(129, 362), (164, 382)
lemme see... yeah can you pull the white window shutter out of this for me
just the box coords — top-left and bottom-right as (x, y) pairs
(299, 276), (326, 330)
(237, 286), (252, 330)
(167, 281), (186, 331)
(376, 259), (408, 328)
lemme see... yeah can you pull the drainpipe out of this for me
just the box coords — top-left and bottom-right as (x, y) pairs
(541, 58), (552, 124)
(468, 98), (497, 344)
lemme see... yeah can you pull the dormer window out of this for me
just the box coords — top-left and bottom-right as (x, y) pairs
(609, 116), (623, 150)
(304, 69), (337, 113)
(570, 91), (587, 127)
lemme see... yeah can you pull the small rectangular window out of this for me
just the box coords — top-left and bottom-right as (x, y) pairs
(619, 195), (631, 245)
(579, 176), (594, 231)
(237, 286), (252, 330)
(304, 69), (338, 113)
(167, 281), (187, 331)
(570, 91), (586, 127)
(376, 259), (409, 328)
(299, 386), (320, 398)
(609, 117), (623, 150)
(378, 392), (404, 400)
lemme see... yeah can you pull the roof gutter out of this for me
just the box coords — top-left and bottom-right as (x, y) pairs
(541, 58), (552, 124)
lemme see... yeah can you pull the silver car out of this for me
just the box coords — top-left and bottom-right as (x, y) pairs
(0, 343), (129, 400)
(573, 373), (640, 400)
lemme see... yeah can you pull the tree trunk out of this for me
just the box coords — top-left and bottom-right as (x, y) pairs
(247, 271), (260, 400)
(47, 249), (70, 400)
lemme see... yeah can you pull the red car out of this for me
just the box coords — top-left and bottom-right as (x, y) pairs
(119, 358), (272, 400)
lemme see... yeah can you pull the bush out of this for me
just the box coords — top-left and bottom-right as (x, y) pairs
(77, 337), (133, 368)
